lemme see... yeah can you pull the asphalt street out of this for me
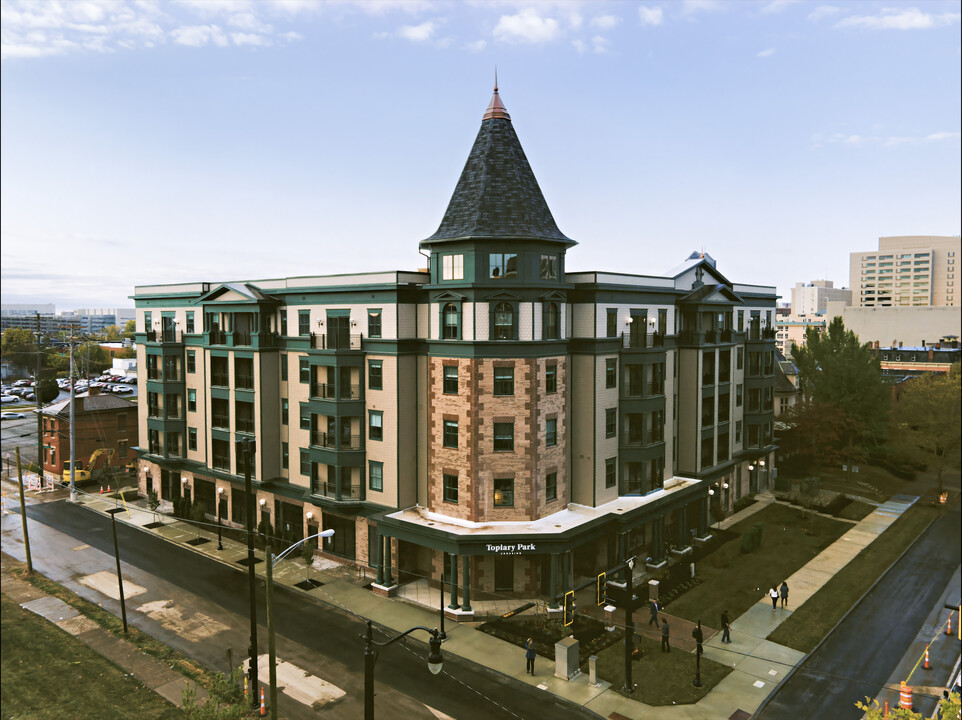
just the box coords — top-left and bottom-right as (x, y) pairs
(2, 499), (593, 720)
(757, 503), (961, 720)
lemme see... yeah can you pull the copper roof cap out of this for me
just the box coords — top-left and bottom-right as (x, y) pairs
(483, 77), (510, 121)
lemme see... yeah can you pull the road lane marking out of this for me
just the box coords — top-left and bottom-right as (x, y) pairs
(79, 571), (146, 600)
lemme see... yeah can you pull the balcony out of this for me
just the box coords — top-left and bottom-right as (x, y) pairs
(209, 330), (228, 345)
(212, 415), (230, 430)
(621, 332), (666, 350)
(148, 404), (161, 418)
(211, 373), (230, 387)
(310, 383), (360, 401)
(312, 482), (363, 500)
(212, 454), (230, 471)
(310, 431), (361, 451)
(236, 417), (255, 434)
(232, 331), (251, 346)
(747, 326), (777, 341)
(235, 374), (254, 390)
(310, 332), (362, 351)
(146, 329), (183, 344)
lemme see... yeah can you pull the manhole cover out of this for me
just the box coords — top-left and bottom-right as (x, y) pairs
(294, 579), (324, 591)
(144, 522), (166, 529)
(186, 537), (211, 546)
(237, 557), (263, 566)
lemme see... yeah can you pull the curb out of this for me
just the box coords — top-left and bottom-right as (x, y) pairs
(750, 502), (941, 719)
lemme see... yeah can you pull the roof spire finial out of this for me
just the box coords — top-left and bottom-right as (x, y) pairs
(483, 70), (510, 121)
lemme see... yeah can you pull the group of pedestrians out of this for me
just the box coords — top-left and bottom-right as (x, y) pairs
(770, 581), (790, 611)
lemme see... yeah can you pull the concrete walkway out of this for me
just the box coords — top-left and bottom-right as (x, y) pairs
(55, 489), (920, 718)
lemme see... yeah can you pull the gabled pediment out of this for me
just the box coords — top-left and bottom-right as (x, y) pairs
(538, 290), (567, 302)
(483, 290), (524, 302)
(432, 290), (468, 302)
(196, 283), (280, 305)
(679, 283), (744, 306)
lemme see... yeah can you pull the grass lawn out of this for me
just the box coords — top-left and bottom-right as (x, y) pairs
(593, 632), (732, 705)
(0, 594), (184, 720)
(837, 500), (876, 522)
(767, 503), (940, 653)
(665, 504), (850, 628)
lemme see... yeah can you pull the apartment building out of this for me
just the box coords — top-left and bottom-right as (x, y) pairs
(790, 280), (851, 316)
(133, 87), (777, 607)
(850, 236), (961, 308)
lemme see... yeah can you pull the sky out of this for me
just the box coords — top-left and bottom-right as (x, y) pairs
(1, 0), (960, 311)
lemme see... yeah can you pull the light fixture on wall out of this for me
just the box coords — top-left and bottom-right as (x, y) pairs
(259, 498), (266, 507)
(708, 488), (715, 496)
(350, 319), (358, 328)
(722, 481), (729, 489)
(316, 319), (324, 328)
(306, 511), (314, 521)
(625, 317), (632, 325)
(181, 477), (188, 484)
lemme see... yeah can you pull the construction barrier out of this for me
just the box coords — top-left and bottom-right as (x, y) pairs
(1, 492), (8, 514)
(244, 675), (248, 700)
(899, 681), (913, 711)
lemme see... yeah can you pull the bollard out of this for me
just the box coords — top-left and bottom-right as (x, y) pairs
(899, 682), (912, 711)
(589, 655), (598, 686)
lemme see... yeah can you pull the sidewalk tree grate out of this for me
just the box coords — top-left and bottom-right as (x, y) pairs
(185, 538), (211, 547)
(144, 522), (166, 529)
(294, 579), (324, 591)
(236, 557), (263, 567)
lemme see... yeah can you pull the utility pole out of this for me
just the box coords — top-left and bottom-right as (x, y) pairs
(242, 438), (259, 707)
(68, 336), (77, 502)
(15, 448), (33, 574)
(35, 314), (43, 480)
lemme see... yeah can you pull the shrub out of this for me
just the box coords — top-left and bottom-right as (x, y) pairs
(740, 522), (764, 554)
(146, 490), (160, 511)
(733, 496), (756, 513)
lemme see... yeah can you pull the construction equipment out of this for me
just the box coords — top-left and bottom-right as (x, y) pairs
(62, 448), (115, 484)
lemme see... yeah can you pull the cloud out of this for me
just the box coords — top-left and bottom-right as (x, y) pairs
(925, 131), (962, 142)
(812, 130), (961, 148)
(591, 35), (609, 53)
(638, 6), (664, 26)
(761, 0), (800, 13)
(681, 0), (723, 15)
(397, 20), (438, 42)
(231, 32), (271, 46)
(465, 39), (487, 52)
(493, 8), (561, 43)
(171, 24), (228, 47)
(808, 5), (840, 22)
(835, 7), (961, 30)
(756, 47), (775, 58)
(590, 14), (620, 30)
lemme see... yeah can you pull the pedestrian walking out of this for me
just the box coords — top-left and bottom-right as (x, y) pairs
(661, 619), (671, 652)
(648, 599), (660, 628)
(525, 638), (536, 675)
(769, 586), (778, 611)
(779, 581), (789, 609)
(721, 609), (731, 644)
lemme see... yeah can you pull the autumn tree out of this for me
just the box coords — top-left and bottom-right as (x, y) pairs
(856, 691), (960, 719)
(122, 319), (136, 338)
(1, 327), (37, 372)
(102, 324), (121, 341)
(892, 364), (961, 495)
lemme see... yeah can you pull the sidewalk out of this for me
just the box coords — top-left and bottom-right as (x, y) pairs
(47, 489), (925, 718)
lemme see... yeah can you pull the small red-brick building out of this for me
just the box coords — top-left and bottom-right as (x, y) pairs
(41, 390), (138, 479)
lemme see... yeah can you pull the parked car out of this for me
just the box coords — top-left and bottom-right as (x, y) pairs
(1, 395), (18, 404)
(1, 412), (26, 420)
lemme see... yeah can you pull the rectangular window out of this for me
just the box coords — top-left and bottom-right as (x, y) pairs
(368, 310), (382, 338)
(545, 363), (557, 393)
(369, 361), (383, 391)
(280, 355), (287, 382)
(280, 311), (287, 336)
(442, 303), (460, 339)
(300, 450), (310, 476)
(300, 408), (310, 430)
(282, 442), (289, 470)
(298, 310), (311, 337)
(187, 389), (196, 412)
(443, 365), (458, 394)
(185, 312), (195, 334)
(442, 254), (463, 280)
(540, 254), (558, 280)
(443, 473), (459, 504)
(737, 310), (744, 332)
(369, 411), (383, 441)
(281, 399), (289, 425)
(299, 357), (309, 383)
(443, 419), (458, 448)
(736, 384), (743, 407)
(606, 309), (617, 338)
(188, 427), (197, 451)
(369, 461), (383, 492)
(186, 350), (196, 373)
(493, 366), (514, 396)
(493, 422), (514, 452)
(605, 408), (616, 438)
(736, 347), (744, 370)
(546, 472), (557, 501)
(605, 458), (616, 488)
(605, 358), (617, 388)
(489, 252), (518, 279)
(546, 418), (558, 446)
(493, 478), (514, 507)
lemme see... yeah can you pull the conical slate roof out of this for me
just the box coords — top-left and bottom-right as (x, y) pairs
(422, 86), (575, 247)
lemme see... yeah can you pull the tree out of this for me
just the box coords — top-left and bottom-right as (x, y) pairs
(792, 317), (889, 450)
(103, 325), (121, 341)
(122, 319), (136, 338)
(778, 400), (864, 473)
(893, 364), (961, 495)
(1, 327), (36, 372)
(856, 691), (960, 719)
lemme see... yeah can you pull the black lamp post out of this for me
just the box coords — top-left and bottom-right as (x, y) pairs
(106, 507), (128, 634)
(623, 556), (635, 694)
(241, 438), (258, 707)
(363, 619), (443, 720)
(216, 486), (224, 551)
(692, 619), (704, 687)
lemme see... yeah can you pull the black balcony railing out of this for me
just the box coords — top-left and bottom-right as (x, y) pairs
(236, 418), (255, 433)
(148, 405), (161, 418)
(747, 326), (777, 341)
(211, 373), (229, 387)
(209, 330), (227, 345)
(232, 331), (251, 346)
(312, 481), (362, 499)
(310, 332), (362, 350)
(235, 374), (254, 390)
(212, 415), (230, 430)
(310, 383), (360, 400)
(311, 431), (361, 450)
(212, 454), (230, 471)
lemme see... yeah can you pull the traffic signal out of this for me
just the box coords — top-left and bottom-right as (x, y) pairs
(563, 591), (575, 626)
(596, 572), (606, 606)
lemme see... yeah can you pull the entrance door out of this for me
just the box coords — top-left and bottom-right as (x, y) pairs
(324, 514), (356, 560)
(494, 556), (514, 592)
(328, 317), (350, 349)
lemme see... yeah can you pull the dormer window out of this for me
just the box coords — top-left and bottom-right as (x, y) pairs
(540, 255), (558, 280)
(442, 254), (463, 281)
(489, 253), (517, 279)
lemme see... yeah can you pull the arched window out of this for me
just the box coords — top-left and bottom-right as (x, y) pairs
(543, 302), (560, 340)
(493, 303), (514, 340)
(443, 303), (460, 340)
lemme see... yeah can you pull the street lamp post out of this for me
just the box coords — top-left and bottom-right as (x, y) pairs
(363, 619), (443, 720)
(692, 619), (704, 687)
(240, 438), (258, 708)
(106, 507), (128, 634)
(216, 487), (224, 551)
(623, 556), (636, 694)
